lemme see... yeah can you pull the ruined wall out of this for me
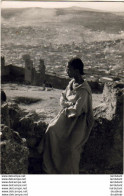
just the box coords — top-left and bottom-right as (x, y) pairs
(1, 56), (24, 82)
(32, 71), (43, 86)
(1, 56), (10, 77)
(1, 55), (104, 93)
(39, 59), (45, 83)
(45, 73), (70, 89)
(2, 65), (24, 83)
(1, 56), (5, 74)
(23, 55), (33, 84)
(9, 65), (24, 77)
(45, 73), (104, 92)
(32, 59), (46, 86)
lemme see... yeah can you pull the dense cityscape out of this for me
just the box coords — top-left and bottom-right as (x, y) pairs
(1, 7), (124, 82)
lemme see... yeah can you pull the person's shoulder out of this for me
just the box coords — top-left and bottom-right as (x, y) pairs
(80, 80), (92, 94)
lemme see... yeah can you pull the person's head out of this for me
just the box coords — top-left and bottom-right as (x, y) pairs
(66, 57), (84, 78)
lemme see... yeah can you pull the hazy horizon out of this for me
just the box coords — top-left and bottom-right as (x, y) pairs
(2, 1), (124, 13)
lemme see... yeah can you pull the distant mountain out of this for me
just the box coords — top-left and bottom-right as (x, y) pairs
(1, 7), (124, 34)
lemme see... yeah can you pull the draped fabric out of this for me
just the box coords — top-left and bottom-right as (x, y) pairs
(39, 79), (94, 174)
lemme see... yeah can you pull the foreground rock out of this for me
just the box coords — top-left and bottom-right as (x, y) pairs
(1, 103), (29, 174)
(1, 100), (47, 174)
(1, 82), (123, 174)
(17, 112), (47, 174)
(80, 82), (123, 174)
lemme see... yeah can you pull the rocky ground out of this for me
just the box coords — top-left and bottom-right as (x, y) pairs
(1, 102), (29, 174)
(1, 82), (123, 174)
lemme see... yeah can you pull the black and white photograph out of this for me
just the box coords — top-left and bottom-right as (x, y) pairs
(1, 0), (124, 176)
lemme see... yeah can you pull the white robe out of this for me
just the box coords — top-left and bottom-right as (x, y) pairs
(40, 79), (94, 174)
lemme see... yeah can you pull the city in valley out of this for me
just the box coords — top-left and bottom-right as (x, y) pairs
(1, 7), (124, 83)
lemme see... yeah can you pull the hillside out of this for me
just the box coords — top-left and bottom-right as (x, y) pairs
(1, 7), (124, 78)
(2, 7), (124, 33)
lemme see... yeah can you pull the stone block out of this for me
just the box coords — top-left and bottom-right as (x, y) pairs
(80, 82), (123, 174)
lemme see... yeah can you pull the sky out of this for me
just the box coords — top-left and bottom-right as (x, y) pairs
(1, 1), (124, 12)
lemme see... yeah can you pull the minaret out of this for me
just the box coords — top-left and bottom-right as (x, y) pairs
(39, 59), (46, 84)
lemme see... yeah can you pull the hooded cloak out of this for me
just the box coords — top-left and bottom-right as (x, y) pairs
(40, 79), (94, 174)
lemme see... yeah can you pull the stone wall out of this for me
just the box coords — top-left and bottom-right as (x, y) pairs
(1, 55), (104, 93)
(1, 56), (10, 77)
(45, 73), (70, 89)
(9, 65), (24, 77)
(23, 55), (34, 84)
(32, 59), (45, 86)
(45, 73), (104, 92)
(39, 59), (46, 83)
